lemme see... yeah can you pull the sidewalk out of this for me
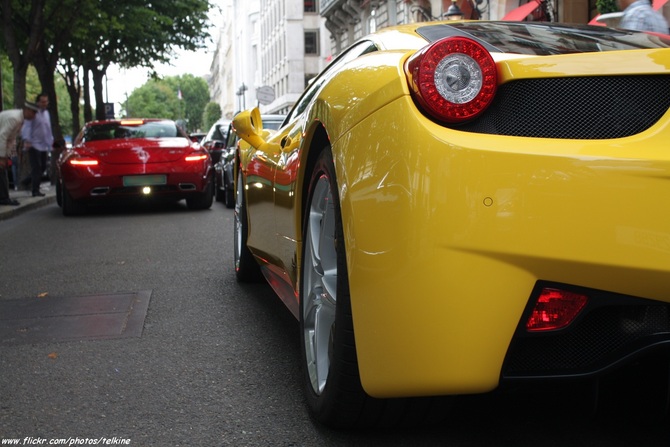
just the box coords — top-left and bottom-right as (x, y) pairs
(0, 182), (58, 221)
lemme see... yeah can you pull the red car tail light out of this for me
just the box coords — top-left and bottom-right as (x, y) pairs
(526, 288), (588, 332)
(69, 157), (99, 166)
(120, 119), (144, 125)
(405, 36), (497, 123)
(184, 153), (208, 162)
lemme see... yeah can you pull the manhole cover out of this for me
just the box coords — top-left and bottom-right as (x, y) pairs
(0, 290), (151, 346)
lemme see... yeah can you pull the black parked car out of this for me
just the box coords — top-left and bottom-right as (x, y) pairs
(200, 119), (231, 165)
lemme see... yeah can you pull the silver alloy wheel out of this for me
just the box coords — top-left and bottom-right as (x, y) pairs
(234, 174), (243, 270)
(303, 174), (338, 395)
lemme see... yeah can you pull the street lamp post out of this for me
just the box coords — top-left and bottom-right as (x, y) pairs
(236, 83), (248, 111)
(444, 0), (465, 19)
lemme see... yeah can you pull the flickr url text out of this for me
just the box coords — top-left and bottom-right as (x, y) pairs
(1, 438), (130, 446)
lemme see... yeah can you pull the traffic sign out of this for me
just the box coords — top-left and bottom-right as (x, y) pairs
(256, 86), (275, 105)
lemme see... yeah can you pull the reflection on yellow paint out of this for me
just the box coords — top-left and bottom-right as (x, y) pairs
(617, 226), (670, 254)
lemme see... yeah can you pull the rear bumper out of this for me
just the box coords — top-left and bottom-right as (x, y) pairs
(60, 163), (211, 201)
(502, 281), (670, 381)
(335, 96), (670, 398)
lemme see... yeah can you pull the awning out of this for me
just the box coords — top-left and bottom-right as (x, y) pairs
(502, 0), (542, 21)
(653, 0), (668, 9)
(590, 0), (668, 26)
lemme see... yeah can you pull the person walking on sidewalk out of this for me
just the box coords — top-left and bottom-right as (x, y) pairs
(21, 93), (54, 197)
(0, 103), (39, 206)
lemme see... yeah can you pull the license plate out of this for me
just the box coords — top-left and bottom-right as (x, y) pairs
(122, 175), (167, 187)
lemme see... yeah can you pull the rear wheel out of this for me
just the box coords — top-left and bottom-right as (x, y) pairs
(61, 183), (85, 216)
(215, 175), (225, 202)
(234, 170), (262, 282)
(223, 176), (235, 209)
(186, 176), (214, 210)
(301, 147), (451, 428)
(55, 179), (63, 207)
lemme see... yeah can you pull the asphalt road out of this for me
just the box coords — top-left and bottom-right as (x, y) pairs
(0, 200), (668, 446)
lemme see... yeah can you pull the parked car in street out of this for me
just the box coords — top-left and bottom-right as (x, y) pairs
(214, 114), (285, 207)
(232, 20), (670, 428)
(200, 118), (231, 165)
(57, 118), (214, 216)
(189, 132), (206, 144)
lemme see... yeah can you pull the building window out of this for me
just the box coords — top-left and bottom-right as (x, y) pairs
(368, 8), (377, 34)
(305, 30), (319, 54)
(304, 0), (317, 13)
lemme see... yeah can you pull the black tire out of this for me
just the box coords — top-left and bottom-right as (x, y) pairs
(187, 176), (214, 210)
(234, 170), (263, 282)
(223, 172), (235, 209)
(55, 179), (63, 207)
(215, 176), (225, 202)
(61, 183), (85, 216)
(300, 147), (451, 428)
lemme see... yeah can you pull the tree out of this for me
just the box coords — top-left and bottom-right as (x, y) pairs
(165, 74), (210, 132)
(83, 0), (213, 121)
(3, 0), (214, 138)
(203, 101), (222, 131)
(596, 0), (618, 14)
(125, 75), (210, 133)
(0, 0), (44, 108)
(125, 80), (179, 119)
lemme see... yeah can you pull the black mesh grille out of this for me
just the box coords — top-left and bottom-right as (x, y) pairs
(459, 75), (670, 139)
(503, 304), (670, 378)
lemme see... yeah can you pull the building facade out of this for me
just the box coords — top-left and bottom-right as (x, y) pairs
(209, 0), (670, 117)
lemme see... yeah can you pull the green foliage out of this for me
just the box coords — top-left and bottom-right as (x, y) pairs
(1, 55), (13, 111)
(1, 56), (41, 110)
(125, 74), (210, 132)
(125, 80), (178, 119)
(596, 0), (619, 14)
(2, 0), (213, 132)
(164, 74), (210, 132)
(203, 102), (222, 131)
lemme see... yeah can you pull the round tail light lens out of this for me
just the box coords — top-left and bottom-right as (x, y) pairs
(406, 36), (497, 123)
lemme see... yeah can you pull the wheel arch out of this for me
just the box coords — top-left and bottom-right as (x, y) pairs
(298, 123), (331, 230)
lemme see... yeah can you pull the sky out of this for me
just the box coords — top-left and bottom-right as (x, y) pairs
(103, 1), (225, 111)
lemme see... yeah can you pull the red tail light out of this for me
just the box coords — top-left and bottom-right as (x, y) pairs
(526, 288), (588, 332)
(405, 36), (497, 123)
(185, 153), (208, 162)
(69, 158), (98, 166)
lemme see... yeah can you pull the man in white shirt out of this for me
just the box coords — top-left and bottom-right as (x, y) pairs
(21, 93), (54, 197)
(618, 0), (669, 34)
(0, 103), (38, 206)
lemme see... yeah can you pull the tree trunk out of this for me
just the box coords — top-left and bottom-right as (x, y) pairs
(83, 65), (92, 123)
(14, 64), (31, 190)
(91, 68), (107, 121)
(34, 46), (65, 184)
(61, 64), (81, 138)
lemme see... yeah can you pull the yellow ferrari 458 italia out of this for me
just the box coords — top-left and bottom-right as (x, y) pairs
(232, 20), (670, 428)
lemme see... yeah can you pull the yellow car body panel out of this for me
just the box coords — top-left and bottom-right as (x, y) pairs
(235, 22), (670, 398)
(336, 93), (670, 396)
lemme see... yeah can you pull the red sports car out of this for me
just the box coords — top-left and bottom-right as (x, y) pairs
(57, 118), (214, 215)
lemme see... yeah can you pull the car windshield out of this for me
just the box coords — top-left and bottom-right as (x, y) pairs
(83, 121), (182, 142)
(264, 118), (284, 130)
(416, 22), (670, 55)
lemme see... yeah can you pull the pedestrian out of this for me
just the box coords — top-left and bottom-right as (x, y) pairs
(21, 93), (54, 197)
(0, 103), (39, 206)
(618, 0), (669, 34)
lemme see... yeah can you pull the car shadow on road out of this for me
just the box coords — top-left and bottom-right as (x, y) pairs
(224, 274), (670, 446)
